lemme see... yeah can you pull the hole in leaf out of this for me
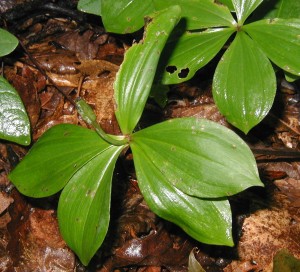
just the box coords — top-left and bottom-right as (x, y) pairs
(178, 68), (189, 78)
(166, 65), (177, 74)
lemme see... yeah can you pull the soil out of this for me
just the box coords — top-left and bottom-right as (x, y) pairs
(0, 1), (299, 271)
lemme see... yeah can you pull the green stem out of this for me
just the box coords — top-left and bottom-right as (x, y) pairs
(76, 98), (128, 146)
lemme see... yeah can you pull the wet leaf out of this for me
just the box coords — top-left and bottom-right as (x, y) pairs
(0, 76), (30, 145)
(244, 18), (300, 76)
(130, 118), (262, 198)
(77, 0), (101, 16)
(161, 28), (235, 84)
(58, 145), (123, 266)
(188, 249), (205, 272)
(232, 0), (263, 24)
(153, 0), (235, 29)
(131, 136), (233, 246)
(101, 0), (155, 33)
(114, 6), (181, 134)
(0, 28), (18, 57)
(213, 31), (276, 133)
(9, 124), (113, 197)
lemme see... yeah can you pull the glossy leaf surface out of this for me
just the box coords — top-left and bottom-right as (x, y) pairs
(58, 145), (123, 265)
(161, 28), (234, 84)
(9, 124), (113, 197)
(77, 0), (101, 16)
(114, 6), (181, 135)
(232, 0), (263, 24)
(244, 18), (300, 76)
(213, 31), (276, 133)
(153, 0), (235, 29)
(101, 0), (155, 33)
(0, 76), (30, 145)
(130, 118), (262, 199)
(0, 28), (18, 57)
(263, 0), (300, 19)
(131, 136), (233, 245)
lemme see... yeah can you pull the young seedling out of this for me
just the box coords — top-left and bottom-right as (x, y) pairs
(81, 0), (300, 133)
(0, 28), (31, 145)
(9, 6), (262, 265)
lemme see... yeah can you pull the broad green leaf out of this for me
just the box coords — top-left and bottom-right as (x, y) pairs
(0, 28), (18, 57)
(276, 0), (300, 19)
(0, 76), (30, 145)
(77, 0), (101, 16)
(131, 136), (233, 246)
(9, 124), (113, 197)
(130, 118), (262, 198)
(114, 6), (181, 135)
(264, 0), (300, 19)
(213, 31), (276, 133)
(153, 0), (235, 29)
(244, 18), (300, 76)
(232, 0), (263, 24)
(101, 0), (155, 33)
(188, 249), (206, 272)
(219, 0), (235, 11)
(161, 28), (235, 84)
(58, 145), (123, 266)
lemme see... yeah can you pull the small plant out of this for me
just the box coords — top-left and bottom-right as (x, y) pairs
(0, 28), (31, 145)
(79, 0), (300, 133)
(9, 6), (263, 265)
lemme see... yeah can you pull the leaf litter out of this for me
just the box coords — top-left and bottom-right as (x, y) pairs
(0, 0), (299, 271)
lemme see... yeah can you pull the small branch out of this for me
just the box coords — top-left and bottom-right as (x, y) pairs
(18, 38), (76, 107)
(76, 98), (128, 146)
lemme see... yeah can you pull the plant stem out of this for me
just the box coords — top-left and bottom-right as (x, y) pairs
(76, 98), (128, 146)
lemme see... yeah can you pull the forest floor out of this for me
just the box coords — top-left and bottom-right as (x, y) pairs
(0, 1), (299, 271)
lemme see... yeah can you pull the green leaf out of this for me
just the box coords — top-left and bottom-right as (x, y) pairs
(244, 18), (300, 76)
(161, 28), (235, 84)
(0, 28), (18, 57)
(276, 0), (300, 19)
(273, 249), (300, 272)
(149, 83), (169, 108)
(130, 118), (262, 198)
(114, 6), (181, 135)
(131, 135), (233, 246)
(232, 0), (263, 24)
(153, 0), (235, 29)
(101, 0), (155, 33)
(285, 72), (300, 82)
(218, 0), (235, 11)
(9, 124), (113, 197)
(213, 31), (276, 133)
(265, 0), (300, 19)
(77, 0), (101, 16)
(58, 144), (123, 266)
(0, 76), (30, 145)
